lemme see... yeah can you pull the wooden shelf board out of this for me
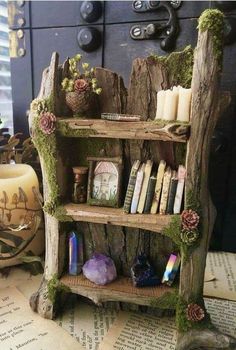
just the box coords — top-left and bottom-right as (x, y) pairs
(57, 118), (190, 143)
(61, 274), (174, 307)
(64, 203), (174, 233)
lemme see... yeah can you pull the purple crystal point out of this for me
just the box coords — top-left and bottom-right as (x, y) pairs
(82, 253), (117, 285)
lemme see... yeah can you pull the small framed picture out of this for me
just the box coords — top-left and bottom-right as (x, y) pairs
(87, 157), (123, 207)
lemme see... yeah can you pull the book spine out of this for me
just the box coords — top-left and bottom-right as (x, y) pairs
(130, 165), (144, 214)
(137, 160), (153, 214)
(123, 160), (140, 213)
(143, 176), (157, 213)
(159, 167), (172, 215)
(150, 160), (166, 214)
(173, 165), (186, 214)
(166, 173), (178, 214)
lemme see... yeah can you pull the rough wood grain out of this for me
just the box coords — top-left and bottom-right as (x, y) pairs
(29, 53), (64, 318)
(60, 274), (174, 307)
(177, 19), (236, 350)
(57, 118), (190, 142)
(64, 203), (173, 233)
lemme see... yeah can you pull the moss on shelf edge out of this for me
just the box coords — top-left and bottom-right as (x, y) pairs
(57, 120), (97, 137)
(150, 289), (179, 310)
(47, 274), (71, 304)
(198, 9), (224, 65)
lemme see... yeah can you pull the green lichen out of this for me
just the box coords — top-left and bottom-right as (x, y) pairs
(47, 274), (71, 304)
(162, 215), (182, 248)
(57, 120), (97, 137)
(149, 46), (194, 88)
(150, 290), (179, 310)
(87, 198), (118, 208)
(186, 190), (201, 214)
(174, 143), (187, 167)
(153, 119), (190, 126)
(176, 296), (212, 333)
(54, 206), (73, 222)
(32, 102), (60, 216)
(198, 9), (224, 65)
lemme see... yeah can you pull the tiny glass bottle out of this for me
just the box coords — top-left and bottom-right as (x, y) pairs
(68, 231), (84, 275)
(72, 166), (88, 203)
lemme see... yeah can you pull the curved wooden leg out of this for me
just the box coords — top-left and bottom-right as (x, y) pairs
(30, 277), (55, 319)
(176, 328), (236, 350)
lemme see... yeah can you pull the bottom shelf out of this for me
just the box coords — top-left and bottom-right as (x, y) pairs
(60, 274), (177, 308)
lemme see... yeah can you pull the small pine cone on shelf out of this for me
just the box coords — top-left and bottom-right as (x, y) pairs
(181, 209), (200, 230)
(180, 228), (199, 245)
(39, 112), (56, 135)
(186, 303), (205, 322)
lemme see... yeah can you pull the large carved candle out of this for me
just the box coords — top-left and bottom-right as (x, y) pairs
(0, 164), (43, 267)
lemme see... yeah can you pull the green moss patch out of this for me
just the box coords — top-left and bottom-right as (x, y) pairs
(32, 109), (60, 215)
(198, 9), (224, 65)
(150, 290), (179, 310)
(176, 296), (212, 333)
(149, 46), (194, 88)
(57, 120), (97, 138)
(47, 274), (71, 304)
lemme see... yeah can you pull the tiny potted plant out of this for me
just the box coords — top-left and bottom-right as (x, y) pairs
(61, 54), (102, 118)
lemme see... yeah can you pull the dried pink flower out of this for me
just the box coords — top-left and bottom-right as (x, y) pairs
(74, 79), (89, 93)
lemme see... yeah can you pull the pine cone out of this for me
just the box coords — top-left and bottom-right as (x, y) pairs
(74, 79), (89, 93)
(181, 228), (199, 245)
(186, 303), (205, 322)
(39, 112), (56, 135)
(181, 209), (200, 230)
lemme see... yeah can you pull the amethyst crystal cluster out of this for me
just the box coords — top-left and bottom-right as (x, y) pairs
(82, 253), (117, 285)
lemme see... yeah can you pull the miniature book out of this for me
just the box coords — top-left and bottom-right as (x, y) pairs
(173, 165), (186, 214)
(159, 167), (172, 215)
(123, 160), (141, 213)
(137, 160), (153, 214)
(166, 171), (178, 214)
(130, 163), (145, 214)
(150, 160), (166, 214)
(143, 175), (157, 213)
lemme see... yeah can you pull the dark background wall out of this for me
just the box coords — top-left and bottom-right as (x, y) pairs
(8, 0), (236, 252)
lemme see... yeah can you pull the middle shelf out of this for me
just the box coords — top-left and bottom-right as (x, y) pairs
(64, 203), (175, 233)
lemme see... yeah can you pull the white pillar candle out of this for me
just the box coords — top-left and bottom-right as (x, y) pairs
(162, 89), (178, 121)
(0, 164), (44, 267)
(177, 87), (192, 122)
(155, 90), (166, 120)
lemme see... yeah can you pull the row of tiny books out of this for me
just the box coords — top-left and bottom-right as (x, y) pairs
(123, 160), (186, 215)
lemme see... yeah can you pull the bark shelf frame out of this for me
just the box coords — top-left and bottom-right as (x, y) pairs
(29, 9), (236, 350)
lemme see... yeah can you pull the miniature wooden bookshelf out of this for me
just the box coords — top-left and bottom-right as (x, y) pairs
(29, 9), (236, 350)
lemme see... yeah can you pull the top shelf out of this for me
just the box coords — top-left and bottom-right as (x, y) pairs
(57, 118), (190, 143)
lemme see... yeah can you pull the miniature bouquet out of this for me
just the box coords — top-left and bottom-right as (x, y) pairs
(62, 54), (102, 118)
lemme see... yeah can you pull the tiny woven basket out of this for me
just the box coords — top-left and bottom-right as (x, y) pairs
(65, 89), (99, 118)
